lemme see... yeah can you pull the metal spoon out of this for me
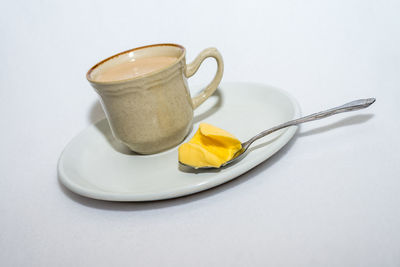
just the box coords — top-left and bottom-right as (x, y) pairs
(180, 98), (376, 169)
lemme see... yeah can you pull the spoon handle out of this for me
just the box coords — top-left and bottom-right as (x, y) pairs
(243, 98), (376, 148)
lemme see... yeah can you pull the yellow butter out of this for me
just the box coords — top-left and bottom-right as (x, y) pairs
(178, 123), (242, 168)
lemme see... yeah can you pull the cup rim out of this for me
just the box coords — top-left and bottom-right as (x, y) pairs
(86, 43), (186, 85)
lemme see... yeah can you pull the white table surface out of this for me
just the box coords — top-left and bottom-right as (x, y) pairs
(1, 1), (399, 266)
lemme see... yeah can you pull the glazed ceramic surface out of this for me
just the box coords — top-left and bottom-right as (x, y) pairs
(58, 82), (301, 201)
(87, 44), (223, 154)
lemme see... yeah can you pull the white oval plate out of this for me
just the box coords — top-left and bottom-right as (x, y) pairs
(58, 82), (301, 201)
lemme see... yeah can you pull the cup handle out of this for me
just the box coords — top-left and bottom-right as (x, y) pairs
(185, 47), (224, 109)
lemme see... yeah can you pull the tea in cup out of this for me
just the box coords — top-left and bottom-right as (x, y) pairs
(87, 44), (223, 154)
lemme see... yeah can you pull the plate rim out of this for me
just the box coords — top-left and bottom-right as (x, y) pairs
(58, 81), (301, 201)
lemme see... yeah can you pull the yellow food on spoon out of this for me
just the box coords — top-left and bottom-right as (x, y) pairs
(178, 123), (242, 168)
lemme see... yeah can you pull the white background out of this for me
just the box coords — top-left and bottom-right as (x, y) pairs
(1, 0), (400, 266)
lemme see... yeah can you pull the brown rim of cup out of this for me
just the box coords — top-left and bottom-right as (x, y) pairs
(86, 43), (186, 84)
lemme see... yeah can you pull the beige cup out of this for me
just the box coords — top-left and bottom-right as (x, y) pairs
(87, 43), (223, 154)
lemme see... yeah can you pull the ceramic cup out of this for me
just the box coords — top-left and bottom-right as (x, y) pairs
(87, 44), (223, 154)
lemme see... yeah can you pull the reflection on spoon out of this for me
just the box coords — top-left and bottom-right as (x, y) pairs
(179, 98), (376, 170)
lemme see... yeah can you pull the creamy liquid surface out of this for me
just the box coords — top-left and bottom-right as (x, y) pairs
(95, 56), (177, 82)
